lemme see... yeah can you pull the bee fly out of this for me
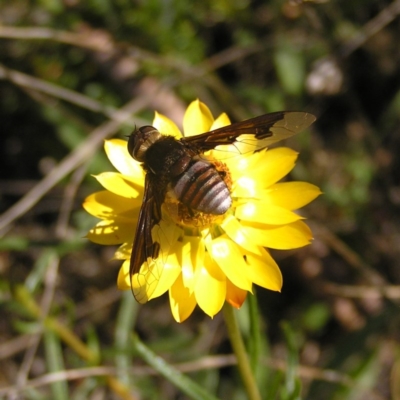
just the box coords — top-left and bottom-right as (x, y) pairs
(127, 111), (316, 302)
(129, 126), (232, 215)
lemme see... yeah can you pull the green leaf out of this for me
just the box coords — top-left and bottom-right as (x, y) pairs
(280, 322), (302, 400)
(0, 236), (29, 251)
(25, 249), (58, 293)
(114, 292), (139, 385)
(131, 333), (219, 400)
(44, 330), (69, 400)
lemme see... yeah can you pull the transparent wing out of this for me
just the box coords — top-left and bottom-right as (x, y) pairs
(183, 112), (316, 154)
(130, 219), (183, 303)
(129, 175), (183, 303)
(129, 173), (163, 303)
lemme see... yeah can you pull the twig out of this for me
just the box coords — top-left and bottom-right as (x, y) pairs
(0, 63), (147, 126)
(323, 282), (400, 299)
(0, 26), (264, 80)
(0, 25), (273, 119)
(0, 335), (34, 360)
(0, 26), (111, 51)
(340, 0), (400, 57)
(0, 353), (363, 397)
(55, 164), (88, 239)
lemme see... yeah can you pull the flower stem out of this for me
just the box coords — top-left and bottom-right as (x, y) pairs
(223, 303), (262, 400)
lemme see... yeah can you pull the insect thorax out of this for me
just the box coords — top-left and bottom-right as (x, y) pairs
(144, 136), (193, 176)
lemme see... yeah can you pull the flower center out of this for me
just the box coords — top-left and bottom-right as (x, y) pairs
(163, 159), (232, 232)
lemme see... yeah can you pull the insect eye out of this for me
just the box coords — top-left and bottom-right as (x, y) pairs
(128, 126), (161, 162)
(127, 129), (139, 159)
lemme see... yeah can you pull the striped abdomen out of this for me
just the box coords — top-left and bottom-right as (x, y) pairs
(173, 160), (231, 215)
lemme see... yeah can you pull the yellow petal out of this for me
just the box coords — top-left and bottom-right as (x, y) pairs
(194, 253), (226, 318)
(250, 147), (298, 188)
(130, 221), (182, 302)
(226, 147), (298, 192)
(104, 139), (143, 177)
(259, 182), (322, 210)
(244, 248), (282, 291)
(226, 279), (248, 309)
(224, 152), (261, 179)
(211, 112), (231, 129)
(83, 190), (140, 221)
(130, 254), (181, 303)
(242, 220), (313, 249)
(169, 273), (197, 323)
(148, 254), (181, 300)
(152, 220), (182, 259)
(231, 175), (259, 198)
(183, 99), (214, 136)
(153, 111), (182, 138)
(93, 172), (141, 198)
(117, 259), (131, 290)
(114, 243), (131, 260)
(178, 237), (204, 293)
(117, 255), (181, 299)
(189, 236), (205, 272)
(220, 216), (262, 255)
(87, 220), (134, 245)
(205, 235), (252, 291)
(176, 241), (193, 292)
(235, 201), (303, 225)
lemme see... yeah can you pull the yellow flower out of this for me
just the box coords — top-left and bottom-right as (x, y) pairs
(83, 100), (321, 322)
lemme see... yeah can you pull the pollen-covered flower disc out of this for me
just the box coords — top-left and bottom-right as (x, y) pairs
(83, 100), (321, 322)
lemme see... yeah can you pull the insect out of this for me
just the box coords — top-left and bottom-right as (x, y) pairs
(127, 111), (316, 302)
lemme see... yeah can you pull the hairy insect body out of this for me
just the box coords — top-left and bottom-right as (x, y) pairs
(129, 127), (231, 215)
(173, 159), (231, 214)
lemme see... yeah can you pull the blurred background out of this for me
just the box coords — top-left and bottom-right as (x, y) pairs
(1, 0), (400, 399)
